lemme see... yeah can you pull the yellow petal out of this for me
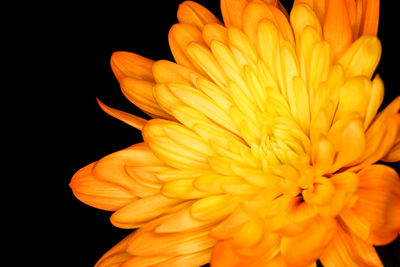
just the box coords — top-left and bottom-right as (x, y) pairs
(177, 1), (221, 30)
(152, 60), (201, 86)
(363, 75), (384, 130)
(232, 217), (264, 248)
(110, 51), (154, 82)
(337, 35), (381, 79)
(191, 194), (239, 221)
(209, 207), (252, 240)
(311, 135), (335, 176)
(162, 179), (210, 199)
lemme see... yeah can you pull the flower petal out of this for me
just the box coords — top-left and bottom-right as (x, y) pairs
(352, 164), (400, 245)
(70, 162), (136, 211)
(320, 222), (383, 266)
(323, 0), (353, 60)
(110, 51), (154, 82)
(220, 0), (248, 27)
(96, 98), (147, 130)
(359, 0), (379, 36)
(177, 1), (221, 30)
(280, 216), (336, 266)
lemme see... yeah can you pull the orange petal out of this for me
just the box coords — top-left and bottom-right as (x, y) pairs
(243, 1), (294, 46)
(110, 51), (154, 82)
(70, 162), (136, 211)
(152, 60), (201, 86)
(352, 164), (400, 245)
(95, 233), (134, 267)
(220, 0), (248, 28)
(110, 194), (181, 229)
(202, 23), (229, 47)
(168, 23), (206, 74)
(323, 0), (353, 61)
(280, 216), (336, 267)
(96, 98), (147, 130)
(359, 0), (379, 36)
(177, 1), (221, 30)
(126, 229), (216, 256)
(210, 240), (248, 267)
(293, 0), (326, 24)
(320, 222), (383, 266)
(120, 77), (173, 119)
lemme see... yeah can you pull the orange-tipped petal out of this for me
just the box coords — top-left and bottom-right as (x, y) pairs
(96, 98), (147, 130)
(177, 1), (221, 30)
(352, 165), (400, 245)
(359, 0), (379, 36)
(323, 0), (353, 61)
(220, 0), (248, 28)
(70, 162), (136, 211)
(320, 222), (383, 266)
(110, 51), (154, 82)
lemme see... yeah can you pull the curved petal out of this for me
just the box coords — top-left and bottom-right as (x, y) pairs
(110, 51), (154, 82)
(70, 162), (136, 211)
(320, 222), (383, 267)
(177, 1), (221, 30)
(280, 216), (336, 266)
(352, 165), (400, 245)
(220, 0), (248, 28)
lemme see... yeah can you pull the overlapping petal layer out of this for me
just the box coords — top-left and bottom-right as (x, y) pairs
(70, 0), (400, 266)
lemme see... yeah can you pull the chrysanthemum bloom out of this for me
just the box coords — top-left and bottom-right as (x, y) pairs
(70, 0), (400, 266)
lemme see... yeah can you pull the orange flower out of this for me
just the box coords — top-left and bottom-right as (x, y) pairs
(70, 0), (400, 266)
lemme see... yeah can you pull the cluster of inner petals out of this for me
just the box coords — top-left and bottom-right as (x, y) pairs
(70, 0), (400, 266)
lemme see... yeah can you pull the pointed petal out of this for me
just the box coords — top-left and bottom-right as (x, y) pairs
(110, 51), (154, 82)
(96, 98), (147, 130)
(177, 1), (221, 30)
(70, 162), (136, 211)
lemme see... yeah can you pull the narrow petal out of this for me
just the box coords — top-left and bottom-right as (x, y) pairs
(359, 0), (379, 36)
(110, 51), (154, 82)
(152, 60), (202, 86)
(70, 162), (136, 211)
(202, 23), (229, 47)
(157, 249), (212, 267)
(96, 98), (147, 130)
(191, 194), (239, 221)
(177, 1), (221, 30)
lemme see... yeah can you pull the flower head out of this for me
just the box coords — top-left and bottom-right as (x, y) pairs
(70, 0), (400, 266)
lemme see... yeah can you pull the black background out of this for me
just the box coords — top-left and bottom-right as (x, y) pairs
(31, 0), (400, 266)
